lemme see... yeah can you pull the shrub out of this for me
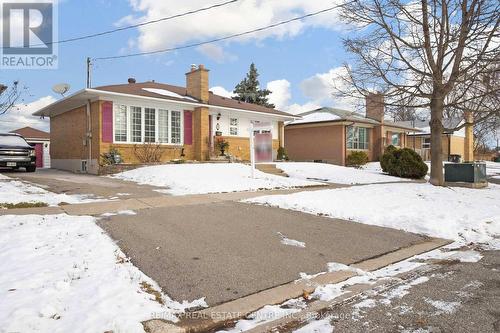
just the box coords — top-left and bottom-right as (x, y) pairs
(346, 151), (369, 167)
(134, 143), (162, 163)
(277, 147), (289, 161)
(381, 146), (428, 179)
(380, 145), (397, 172)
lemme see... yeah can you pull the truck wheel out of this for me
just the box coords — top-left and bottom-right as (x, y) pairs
(26, 166), (36, 172)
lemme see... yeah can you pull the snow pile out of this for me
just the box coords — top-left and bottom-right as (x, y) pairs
(113, 163), (320, 196)
(424, 298), (461, 315)
(485, 161), (500, 176)
(246, 183), (500, 248)
(0, 214), (206, 333)
(276, 162), (404, 185)
(221, 299), (305, 333)
(277, 232), (306, 248)
(0, 178), (104, 206)
(293, 318), (334, 333)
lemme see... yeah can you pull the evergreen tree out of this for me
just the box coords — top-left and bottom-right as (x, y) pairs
(232, 63), (275, 108)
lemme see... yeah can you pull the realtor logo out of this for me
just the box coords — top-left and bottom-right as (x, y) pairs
(1, 0), (58, 69)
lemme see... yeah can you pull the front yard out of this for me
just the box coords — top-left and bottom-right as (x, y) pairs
(1, 161), (499, 332)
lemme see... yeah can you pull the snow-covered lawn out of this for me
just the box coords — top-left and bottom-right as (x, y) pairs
(484, 161), (500, 176)
(0, 214), (206, 333)
(246, 183), (500, 248)
(0, 176), (104, 207)
(112, 163), (320, 196)
(276, 162), (405, 185)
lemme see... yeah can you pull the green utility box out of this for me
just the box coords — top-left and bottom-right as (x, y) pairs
(444, 162), (487, 184)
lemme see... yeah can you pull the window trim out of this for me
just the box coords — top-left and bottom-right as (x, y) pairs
(111, 102), (184, 145)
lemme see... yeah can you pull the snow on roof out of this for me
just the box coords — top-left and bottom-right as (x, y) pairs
(290, 111), (342, 125)
(142, 88), (198, 101)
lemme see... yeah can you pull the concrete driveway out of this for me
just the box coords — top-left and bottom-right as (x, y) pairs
(3, 168), (431, 308)
(4, 168), (162, 198)
(98, 201), (427, 306)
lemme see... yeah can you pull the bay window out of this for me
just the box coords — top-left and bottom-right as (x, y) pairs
(112, 103), (183, 145)
(346, 126), (369, 150)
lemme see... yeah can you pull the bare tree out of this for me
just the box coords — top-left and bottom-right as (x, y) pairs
(337, 0), (499, 185)
(0, 81), (25, 115)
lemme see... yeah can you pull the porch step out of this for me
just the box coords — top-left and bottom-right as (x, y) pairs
(255, 164), (289, 177)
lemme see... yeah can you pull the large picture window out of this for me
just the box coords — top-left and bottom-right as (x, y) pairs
(112, 103), (182, 145)
(346, 126), (369, 150)
(114, 104), (127, 142)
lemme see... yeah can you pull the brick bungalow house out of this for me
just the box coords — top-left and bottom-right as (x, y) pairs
(397, 118), (472, 162)
(33, 65), (295, 174)
(284, 94), (419, 165)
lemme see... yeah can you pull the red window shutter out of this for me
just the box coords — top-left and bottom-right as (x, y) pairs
(184, 111), (193, 145)
(102, 101), (113, 143)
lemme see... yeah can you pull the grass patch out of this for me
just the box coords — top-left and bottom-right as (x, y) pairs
(0, 202), (48, 209)
(140, 281), (164, 305)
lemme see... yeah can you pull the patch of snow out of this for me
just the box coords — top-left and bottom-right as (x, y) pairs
(246, 182), (500, 248)
(0, 173), (11, 180)
(424, 298), (461, 315)
(100, 210), (137, 217)
(352, 298), (377, 319)
(277, 232), (306, 248)
(116, 192), (131, 196)
(220, 304), (302, 333)
(379, 276), (429, 305)
(0, 179), (105, 207)
(327, 262), (366, 275)
(276, 162), (403, 185)
(290, 112), (341, 125)
(113, 163), (320, 196)
(142, 88), (198, 101)
(293, 318), (334, 333)
(448, 250), (483, 263)
(0, 214), (206, 333)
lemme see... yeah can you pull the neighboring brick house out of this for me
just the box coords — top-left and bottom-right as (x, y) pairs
(10, 127), (51, 168)
(33, 65), (294, 174)
(284, 94), (419, 165)
(398, 118), (473, 162)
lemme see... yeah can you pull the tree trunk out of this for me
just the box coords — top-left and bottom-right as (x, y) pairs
(429, 94), (445, 186)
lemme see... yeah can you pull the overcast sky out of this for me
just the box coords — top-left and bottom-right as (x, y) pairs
(1, 0), (360, 132)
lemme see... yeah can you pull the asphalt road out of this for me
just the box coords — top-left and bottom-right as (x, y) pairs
(98, 201), (427, 306)
(290, 250), (500, 333)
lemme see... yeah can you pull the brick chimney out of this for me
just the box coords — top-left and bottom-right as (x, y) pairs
(365, 93), (385, 123)
(186, 64), (209, 103)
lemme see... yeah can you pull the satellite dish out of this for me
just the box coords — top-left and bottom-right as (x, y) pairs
(52, 83), (71, 96)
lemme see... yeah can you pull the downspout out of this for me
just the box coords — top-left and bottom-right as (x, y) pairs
(447, 134), (451, 162)
(86, 100), (92, 173)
